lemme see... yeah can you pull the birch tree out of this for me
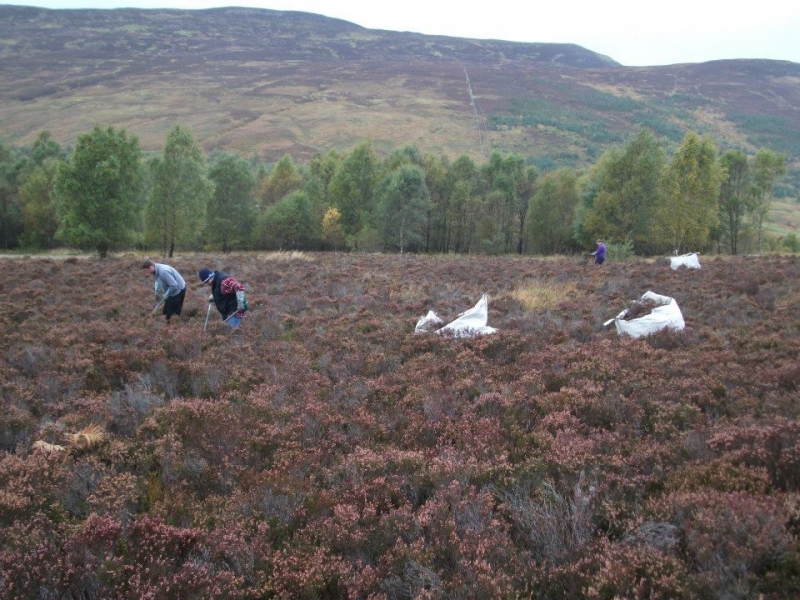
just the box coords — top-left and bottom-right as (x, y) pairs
(653, 131), (721, 254)
(54, 125), (144, 258)
(144, 125), (212, 257)
(375, 164), (431, 253)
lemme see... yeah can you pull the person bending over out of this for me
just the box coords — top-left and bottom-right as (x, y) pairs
(198, 267), (248, 328)
(143, 259), (186, 323)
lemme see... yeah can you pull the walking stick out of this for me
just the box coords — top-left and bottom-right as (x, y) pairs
(203, 301), (213, 331)
(152, 296), (165, 315)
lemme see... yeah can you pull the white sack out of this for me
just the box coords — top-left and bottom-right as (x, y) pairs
(608, 291), (685, 339)
(414, 310), (444, 333)
(415, 294), (497, 337)
(670, 253), (701, 270)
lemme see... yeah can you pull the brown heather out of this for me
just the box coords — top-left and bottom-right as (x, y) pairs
(1, 252), (799, 598)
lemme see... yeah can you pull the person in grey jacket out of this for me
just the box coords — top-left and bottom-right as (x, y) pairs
(142, 259), (186, 323)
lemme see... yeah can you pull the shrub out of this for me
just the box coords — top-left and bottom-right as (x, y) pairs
(651, 491), (800, 597)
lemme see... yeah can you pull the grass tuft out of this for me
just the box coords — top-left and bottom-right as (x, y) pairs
(509, 279), (577, 312)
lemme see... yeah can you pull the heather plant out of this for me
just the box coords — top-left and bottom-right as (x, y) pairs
(0, 453), (42, 526)
(0, 405), (37, 453)
(651, 491), (800, 597)
(389, 480), (520, 597)
(1, 252), (800, 599)
(579, 538), (694, 599)
(705, 420), (800, 491)
(0, 514), (68, 598)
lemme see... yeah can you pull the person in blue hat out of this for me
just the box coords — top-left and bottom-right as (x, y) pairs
(199, 267), (248, 328)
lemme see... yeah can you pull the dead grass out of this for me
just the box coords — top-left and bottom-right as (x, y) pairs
(64, 424), (106, 452)
(258, 251), (313, 262)
(509, 279), (577, 312)
(31, 440), (67, 455)
(31, 424), (106, 458)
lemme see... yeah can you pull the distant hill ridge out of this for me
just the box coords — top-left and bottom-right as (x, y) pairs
(0, 4), (798, 193)
(0, 5), (619, 70)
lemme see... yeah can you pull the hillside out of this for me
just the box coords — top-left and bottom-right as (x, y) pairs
(0, 5), (798, 184)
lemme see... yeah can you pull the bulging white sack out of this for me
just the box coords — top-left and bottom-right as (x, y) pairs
(670, 253), (701, 270)
(607, 291), (685, 339)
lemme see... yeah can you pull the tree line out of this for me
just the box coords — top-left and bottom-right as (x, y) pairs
(0, 124), (790, 258)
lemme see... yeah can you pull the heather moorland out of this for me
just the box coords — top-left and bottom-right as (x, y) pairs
(1, 252), (799, 598)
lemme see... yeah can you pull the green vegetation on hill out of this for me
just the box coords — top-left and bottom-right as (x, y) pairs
(731, 113), (800, 157)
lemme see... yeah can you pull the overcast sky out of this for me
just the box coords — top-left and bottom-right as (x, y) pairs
(3, 0), (799, 67)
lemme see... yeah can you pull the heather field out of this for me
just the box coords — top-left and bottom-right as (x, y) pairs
(2, 252), (799, 599)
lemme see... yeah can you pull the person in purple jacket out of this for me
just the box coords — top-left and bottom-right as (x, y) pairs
(591, 239), (606, 265)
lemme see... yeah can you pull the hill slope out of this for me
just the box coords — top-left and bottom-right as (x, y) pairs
(0, 5), (798, 182)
